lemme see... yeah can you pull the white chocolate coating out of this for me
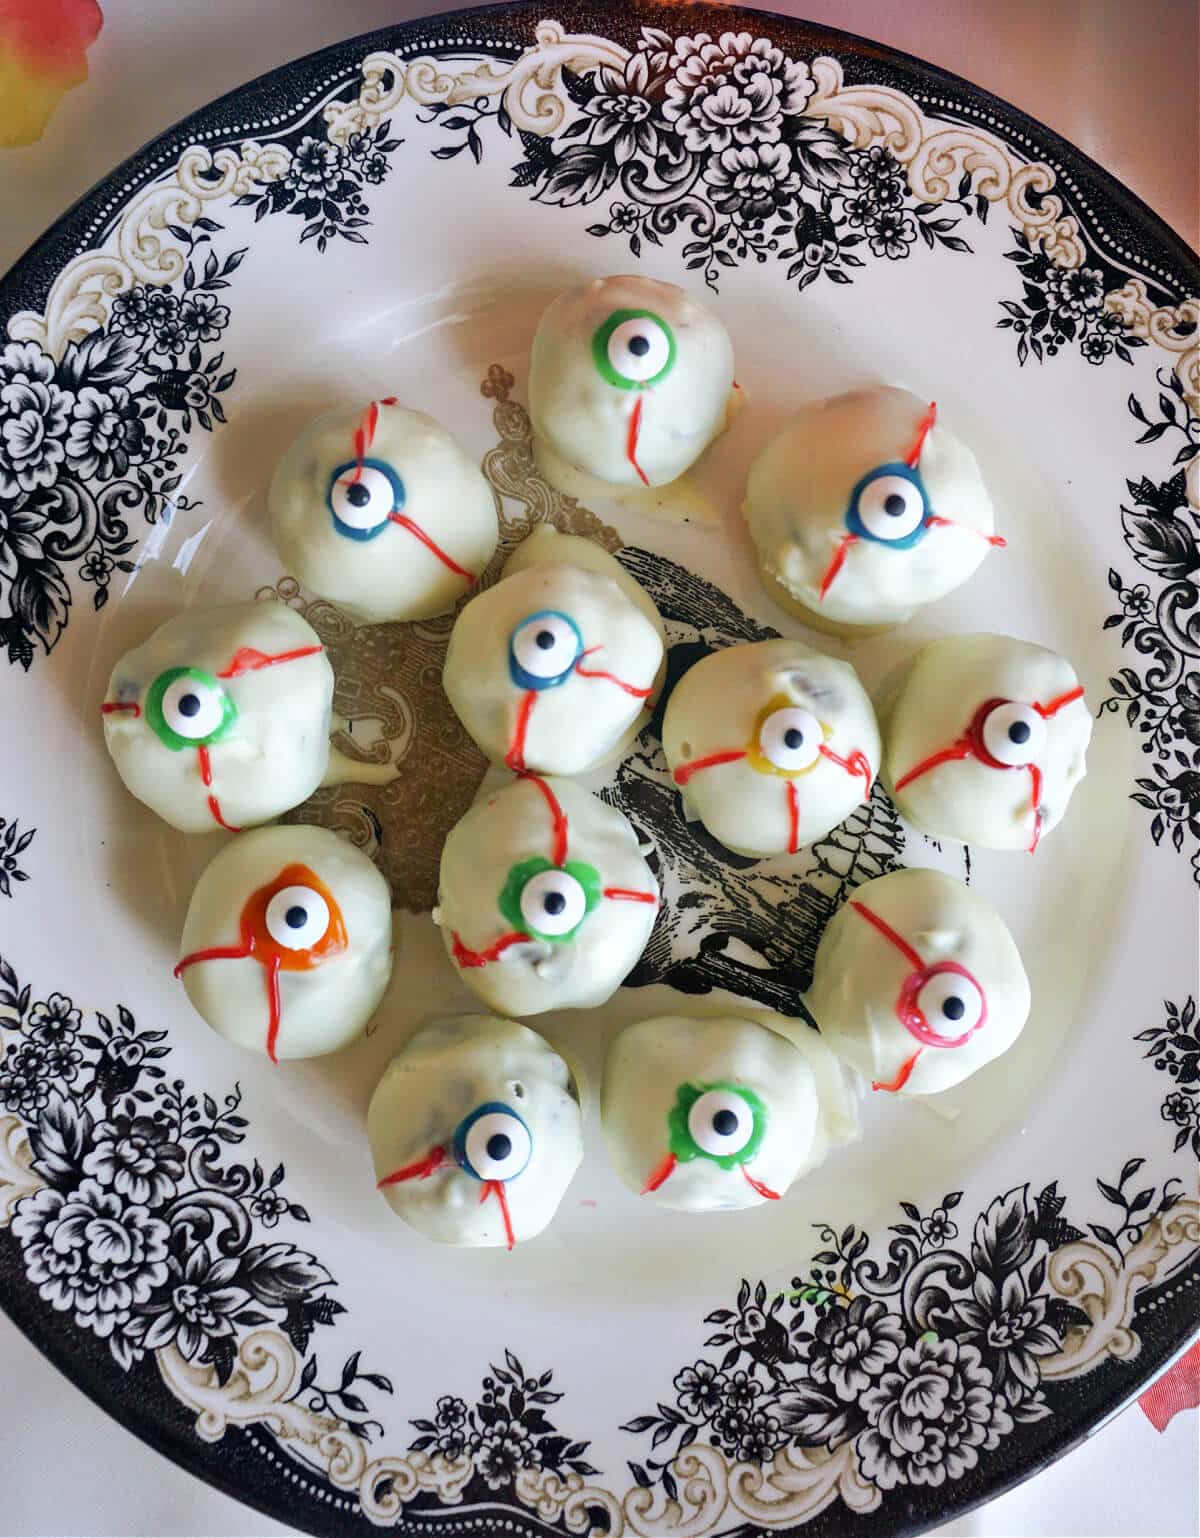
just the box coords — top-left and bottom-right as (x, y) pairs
(269, 402), (498, 623)
(443, 528), (665, 775)
(805, 868), (1031, 1096)
(662, 639), (881, 858)
(102, 601), (334, 833)
(177, 825), (393, 1060)
(745, 386), (998, 629)
(529, 275), (735, 488)
(435, 775), (659, 1017)
(368, 1015), (582, 1247)
(602, 1015), (828, 1212)
(882, 633), (1091, 851)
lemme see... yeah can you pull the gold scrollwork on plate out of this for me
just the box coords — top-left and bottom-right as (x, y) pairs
(0, 1110), (42, 1223)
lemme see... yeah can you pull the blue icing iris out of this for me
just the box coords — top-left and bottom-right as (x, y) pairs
(845, 461), (931, 549)
(508, 609), (584, 691)
(327, 457), (405, 542)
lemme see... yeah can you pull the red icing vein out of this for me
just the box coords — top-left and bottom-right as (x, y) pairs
(527, 774), (569, 867)
(387, 512), (475, 581)
(785, 780), (800, 855)
(603, 888), (658, 904)
(672, 748), (747, 787)
(378, 1146), (446, 1187)
(626, 393), (649, 487)
(819, 743), (874, 795)
(216, 644), (322, 677)
(817, 531), (858, 601)
(904, 401), (938, 467)
(642, 1152), (677, 1194)
(849, 899), (925, 973)
(575, 647), (654, 697)
(451, 930), (531, 968)
(101, 701), (140, 716)
(505, 690), (538, 773)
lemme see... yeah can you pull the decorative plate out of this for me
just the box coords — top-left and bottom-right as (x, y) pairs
(1, 5), (1197, 1535)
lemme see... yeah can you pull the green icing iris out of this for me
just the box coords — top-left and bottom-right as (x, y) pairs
(144, 666), (237, 751)
(590, 308), (676, 390)
(498, 855), (602, 943)
(667, 1081), (768, 1169)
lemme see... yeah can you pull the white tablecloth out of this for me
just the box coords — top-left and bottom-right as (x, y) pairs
(0, 3), (1195, 1534)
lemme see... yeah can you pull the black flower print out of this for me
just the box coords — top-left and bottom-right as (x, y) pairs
(1170, 673), (1200, 746)
(674, 1359), (726, 1418)
(735, 1406), (786, 1464)
(580, 52), (662, 163)
(476, 1423), (541, 1489)
(807, 1298), (906, 1402)
(138, 1247), (249, 1359)
(857, 1338), (1013, 1490)
(177, 292), (230, 343)
(920, 1205), (960, 1247)
(1136, 999), (1200, 1157)
(0, 344), (73, 495)
(109, 286), (154, 336)
(0, 1038), (53, 1118)
(12, 1178), (171, 1342)
(65, 385), (147, 479)
(663, 30), (814, 153)
(868, 207), (917, 259)
(707, 142), (799, 220)
(81, 1114), (185, 1205)
(0, 815), (34, 896)
(285, 135), (345, 195)
(949, 1270), (1058, 1405)
(27, 991), (80, 1044)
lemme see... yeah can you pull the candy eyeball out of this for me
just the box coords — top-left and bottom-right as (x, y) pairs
(881, 633), (1091, 851)
(744, 386), (999, 632)
(662, 638), (880, 859)
(444, 528), (665, 776)
(269, 401), (499, 623)
(175, 825), (393, 1061)
(601, 1014), (847, 1213)
(435, 774), (658, 1018)
(529, 275), (735, 488)
(101, 601), (334, 833)
(368, 1015), (583, 1248)
(805, 867), (1031, 1096)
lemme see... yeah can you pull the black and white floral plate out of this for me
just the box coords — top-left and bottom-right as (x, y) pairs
(0, 5), (1197, 1535)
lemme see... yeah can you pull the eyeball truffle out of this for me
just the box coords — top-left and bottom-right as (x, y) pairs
(805, 868), (1031, 1096)
(369, 1015), (582, 1249)
(175, 825), (393, 1061)
(434, 774), (659, 1017)
(101, 601), (334, 832)
(880, 633), (1091, 852)
(443, 526), (665, 775)
(529, 275), (735, 489)
(269, 400), (499, 623)
(662, 639), (880, 858)
(744, 386), (1003, 633)
(602, 1014), (848, 1212)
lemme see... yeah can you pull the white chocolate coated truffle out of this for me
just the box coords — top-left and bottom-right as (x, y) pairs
(176, 825), (393, 1061)
(882, 633), (1091, 852)
(662, 639), (880, 858)
(443, 527), (665, 775)
(369, 1015), (582, 1248)
(435, 774), (659, 1017)
(602, 1015), (829, 1212)
(805, 868), (1031, 1096)
(102, 601), (333, 833)
(745, 387), (1001, 630)
(529, 275), (735, 488)
(269, 400), (498, 623)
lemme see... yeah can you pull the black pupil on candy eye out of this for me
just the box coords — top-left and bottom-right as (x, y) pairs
(486, 1133), (512, 1163)
(1008, 720), (1032, 744)
(536, 630), (556, 650)
(784, 728), (804, 750)
(712, 1109), (739, 1137)
(942, 996), (966, 1021)
(627, 334), (650, 357)
(883, 493), (908, 517)
(543, 891), (567, 916)
(178, 693), (201, 718)
(346, 482), (372, 509)
(285, 906), (308, 930)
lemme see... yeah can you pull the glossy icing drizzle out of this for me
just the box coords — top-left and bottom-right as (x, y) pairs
(849, 898), (988, 1091)
(481, 1179), (516, 1251)
(904, 400), (938, 467)
(575, 646), (654, 697)
(377, 1145), (447, 1186)
(892, 684), (1085, 852)
(626, 392), (649, 486)
(642, 1151), (677, 1194)
(817, 531), (859, 601)
(174, 862), (348, 1063)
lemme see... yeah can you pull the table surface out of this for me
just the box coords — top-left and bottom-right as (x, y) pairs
(0, 2), (1196, 1535)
